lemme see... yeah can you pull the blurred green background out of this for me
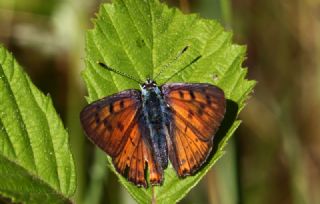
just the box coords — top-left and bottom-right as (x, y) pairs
(0, 0), (319, 203)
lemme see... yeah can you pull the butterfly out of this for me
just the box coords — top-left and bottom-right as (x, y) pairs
(80, 47), (226, 187)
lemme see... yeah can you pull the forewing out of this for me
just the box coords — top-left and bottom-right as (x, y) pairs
(80, 90), (141, 157)
(80, 89), (162, 187)
(162, 83), (226, 176)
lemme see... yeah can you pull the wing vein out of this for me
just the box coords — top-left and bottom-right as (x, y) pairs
(173, 110), (210, 142)
(175, 123), (205, 161)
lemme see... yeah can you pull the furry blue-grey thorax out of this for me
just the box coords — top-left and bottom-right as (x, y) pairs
(140, 79), (171, 171)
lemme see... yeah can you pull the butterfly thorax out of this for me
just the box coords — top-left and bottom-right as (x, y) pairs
(141, 80), (170, 170)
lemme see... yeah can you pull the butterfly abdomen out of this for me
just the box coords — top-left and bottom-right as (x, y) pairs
(142, 87), (169, 170)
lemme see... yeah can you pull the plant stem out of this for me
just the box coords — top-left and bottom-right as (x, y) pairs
(152, 186), (156, 204)
(220, 0), (232, 28)
(179, 0), (190, 13)
(83, 149), (109, 204)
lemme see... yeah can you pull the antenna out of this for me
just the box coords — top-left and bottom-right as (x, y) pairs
(97, 62), (144, 84)
(162, 55), (202, 84)
(153, 46), (189, 80)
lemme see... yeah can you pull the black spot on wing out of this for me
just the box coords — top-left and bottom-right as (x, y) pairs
(197, 108), (204, 116)
(179, 91), (184, 99)
(120, 100), (125, 109)
(197, 102), (206, 116)
(103, 118), (112, 131)
(95, 112), (100, 124)
(109, 103), (114, 113)
(188, 109), (194, 119)
(117, 122), (124, 131)
(206, 95), (212, 105)
(189, 90), (195, 100)
(95, 115), (100, 124)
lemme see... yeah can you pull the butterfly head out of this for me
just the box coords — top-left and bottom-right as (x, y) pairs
(141, 78), (157, 90)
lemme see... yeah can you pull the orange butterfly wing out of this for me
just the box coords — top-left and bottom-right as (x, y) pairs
(113, 120), (163, 186)
(162, 83), (226, 176)
(80, 90), (162, 187)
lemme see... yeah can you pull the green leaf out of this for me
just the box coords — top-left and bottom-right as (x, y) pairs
(0, 45), (76, 203)
(83, 0), (256, 203)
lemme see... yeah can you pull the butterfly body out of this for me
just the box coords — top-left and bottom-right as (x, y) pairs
(80, 79), (226, 187)
(141, 80), (170, 170)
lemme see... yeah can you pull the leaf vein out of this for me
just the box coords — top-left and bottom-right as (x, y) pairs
(147, 0), (154, 76)
(26, 80), (61, 192)
(89, 38), (120, 91)
(0, 60), (37, 171)
(102, 6), (145, 81)
(0, 117), (17, 157)
(121, 0), (151, 50)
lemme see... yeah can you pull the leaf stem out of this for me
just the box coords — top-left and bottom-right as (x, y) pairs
(220, 0), (232, 28)
(152, 186), (156, 204)
(83, 149), (109, 204)
(179, 0), (190, 13)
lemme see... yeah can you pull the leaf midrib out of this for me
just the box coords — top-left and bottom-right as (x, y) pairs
(0, 62), (37, 171)
(102, 5), (145, 83)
